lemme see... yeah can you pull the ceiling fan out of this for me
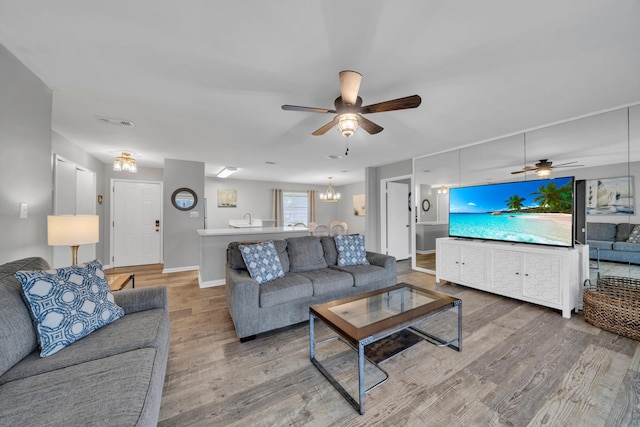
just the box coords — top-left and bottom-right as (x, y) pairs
(281, 70), (421, 138)
(511, 159), (584, 177)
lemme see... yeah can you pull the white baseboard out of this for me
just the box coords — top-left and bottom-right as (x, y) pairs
(198, 271), (225, 288)
(162, 265), (199, 274)
(416, 250), (435, 255)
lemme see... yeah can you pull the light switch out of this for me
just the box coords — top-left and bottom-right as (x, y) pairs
(190, 211), (199, 218)
(19, 202), (27, 219)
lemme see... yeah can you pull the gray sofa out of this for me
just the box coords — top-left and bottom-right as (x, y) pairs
(226, 236), (397, 340)
(587, 222), (640, 264)
(0, 257), (169, 426)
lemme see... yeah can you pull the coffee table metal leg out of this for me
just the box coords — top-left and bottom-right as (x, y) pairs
(457, 301), (462, 352)
(310, 313), (316, 361)
(358, 341), (365, 414)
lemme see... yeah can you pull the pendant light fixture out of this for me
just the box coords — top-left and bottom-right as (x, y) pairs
(319, 177), (340, 202)
(113, 152), (137, 173)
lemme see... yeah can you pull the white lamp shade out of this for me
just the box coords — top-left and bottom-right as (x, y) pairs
(48, 215), (99, 246)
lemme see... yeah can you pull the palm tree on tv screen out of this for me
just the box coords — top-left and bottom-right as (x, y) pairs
(532, 182), (573, 213)
(505, 194), (526, 212)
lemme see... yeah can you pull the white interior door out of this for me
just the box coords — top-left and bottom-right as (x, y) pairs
(112, 181), (162, 267)
(387, 181), (410, 260)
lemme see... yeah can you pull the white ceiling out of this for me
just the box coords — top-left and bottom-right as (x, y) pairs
(1, 0), (639, 185)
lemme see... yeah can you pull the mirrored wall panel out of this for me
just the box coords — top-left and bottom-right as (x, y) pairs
(413, 104), (639, 283)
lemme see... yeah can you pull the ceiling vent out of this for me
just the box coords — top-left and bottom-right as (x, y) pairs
(96, 116), (134, 128)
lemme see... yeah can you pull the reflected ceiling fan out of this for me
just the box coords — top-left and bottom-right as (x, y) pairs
(511, 159), (584, 178)
(281, 70), (421, 139)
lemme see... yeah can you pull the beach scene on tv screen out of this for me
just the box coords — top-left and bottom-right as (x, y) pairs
(449, 177), (574, 246)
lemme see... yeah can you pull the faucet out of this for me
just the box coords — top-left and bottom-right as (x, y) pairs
(243, 212), (252, 225)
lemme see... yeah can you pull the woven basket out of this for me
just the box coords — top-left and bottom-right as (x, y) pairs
(583, 275), (640, 341)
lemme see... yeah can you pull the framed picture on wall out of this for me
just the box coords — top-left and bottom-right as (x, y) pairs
(218, 189), (237, 207)
(353, 194), (365, 216)
(586, 176), (635, 215)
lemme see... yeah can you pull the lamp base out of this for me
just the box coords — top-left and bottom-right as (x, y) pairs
(70, 245), (80, 265)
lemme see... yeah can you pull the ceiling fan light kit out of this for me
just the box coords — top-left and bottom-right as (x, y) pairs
(536, 167), (552, 178)
(337, 113), (359, 137)
(282, 70), (421, 149)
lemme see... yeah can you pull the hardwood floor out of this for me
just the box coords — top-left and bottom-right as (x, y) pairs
(105, 262), (640, 426)
(415, 253), (436, 271)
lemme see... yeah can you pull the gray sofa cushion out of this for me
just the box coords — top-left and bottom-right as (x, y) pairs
(228, 240), (289, 273)
(320, 236), (338, 266)
(587, 240), (614, 250)
(331, 264), (387, 287)
(0, 307), (169, 385)
(0, 257), (49, 377)
(0, 348), (159, 427)
(286, 236), (328, 272)
(587, 223), (617, 241)
(259, 273), (313, 307)
(299, 268), (353, 296)
(616, 223), (639, 242)
(612, 241), (640, 252)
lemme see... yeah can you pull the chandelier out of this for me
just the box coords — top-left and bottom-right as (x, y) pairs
(113, 152), (137, 173)
(319, 177), (340, 202)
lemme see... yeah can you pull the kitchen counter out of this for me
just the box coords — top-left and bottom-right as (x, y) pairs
(197, 226), (306, 237)
(197, 227), (309, 287)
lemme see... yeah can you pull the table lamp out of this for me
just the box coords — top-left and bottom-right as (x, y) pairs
(48, 215), (99, 265)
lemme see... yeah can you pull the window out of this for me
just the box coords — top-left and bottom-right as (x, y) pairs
(283, 191), (308, 225)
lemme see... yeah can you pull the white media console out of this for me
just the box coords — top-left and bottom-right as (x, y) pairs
(435, 237), (589, 318)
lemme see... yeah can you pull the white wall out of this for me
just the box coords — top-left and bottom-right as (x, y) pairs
(51, 132), (106, 262)
(0, 44), (53, 264)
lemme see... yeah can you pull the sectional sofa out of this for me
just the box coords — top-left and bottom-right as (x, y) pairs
(225, 235), (397, 340)
(587, 222), (640, 264)
(0, 257), (169, 426)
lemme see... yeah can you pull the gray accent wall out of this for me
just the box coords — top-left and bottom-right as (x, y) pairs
(0, 44), (53, 264)
(367, 160), (413, 253)
(335, 181), (366, 236)
(163, 159), (204, 270)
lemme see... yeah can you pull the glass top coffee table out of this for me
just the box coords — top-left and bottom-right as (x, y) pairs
(309, 283), (461, 414)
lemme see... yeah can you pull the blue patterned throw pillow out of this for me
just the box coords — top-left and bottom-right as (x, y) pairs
(335, 235), (370, 266)
(239, 240), (285, 284)
(628, 225), (640, 243)
(15, 260), (124, 357)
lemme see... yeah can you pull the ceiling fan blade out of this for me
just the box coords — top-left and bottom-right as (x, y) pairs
(553, 164), (585, 169)
(360, 95), (422, 114)
(511, 166), (537, 174)
(312, 118), (338, 136)
(282, 105), (336, 114)
(550, 161), (578, 167)
(357, 115), (383, 134)
(339, 70), (362, 106)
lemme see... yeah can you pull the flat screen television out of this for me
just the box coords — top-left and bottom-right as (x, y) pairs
(448, 176), (575, 248)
